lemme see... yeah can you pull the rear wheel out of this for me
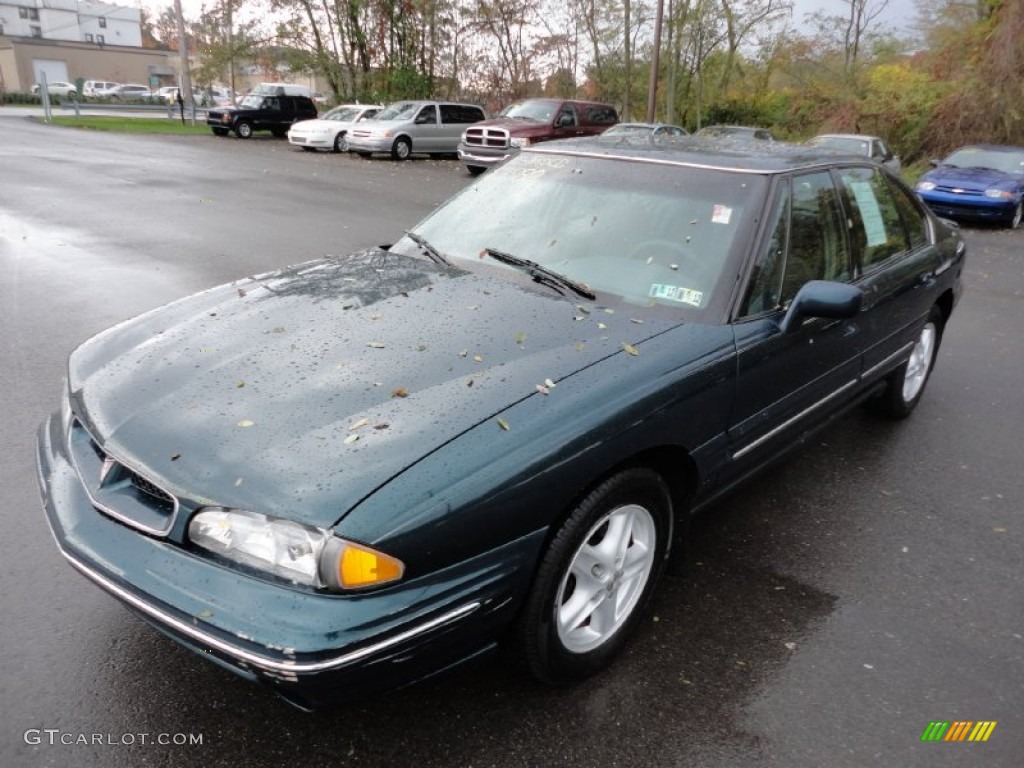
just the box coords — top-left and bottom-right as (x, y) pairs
(871, 306), (944, 419)
(234, 121), (253, 139)
(391, 137), (412, 160)
(516, 468), (672, 683)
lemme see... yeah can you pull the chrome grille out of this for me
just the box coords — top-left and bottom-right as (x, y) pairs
(463, 126), (510, 149)
(68, 419), (179, 536)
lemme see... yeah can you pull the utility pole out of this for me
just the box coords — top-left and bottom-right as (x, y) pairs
(173, 0), (194, 116)
(624, 0), (631, 119)
(645, 0), (665, 123)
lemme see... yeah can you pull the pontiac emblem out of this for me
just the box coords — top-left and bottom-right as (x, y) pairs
(99, 457), (118, 485)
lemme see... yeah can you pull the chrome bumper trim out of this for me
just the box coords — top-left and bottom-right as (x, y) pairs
(59, 545), (481, 675)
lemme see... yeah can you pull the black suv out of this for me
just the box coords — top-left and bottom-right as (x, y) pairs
(207, 87), (317, 139)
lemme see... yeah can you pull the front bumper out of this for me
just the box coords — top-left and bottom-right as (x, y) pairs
(346, 136), (394, 154)
(457, 144), (516, 168)
(36, 412), (541, 709)
(918, 191), (1017, 224)
(288, 133), (334, 149)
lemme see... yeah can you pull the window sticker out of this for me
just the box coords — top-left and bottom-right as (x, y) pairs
(649, 283), (704, 307)
(711, 204), (733, 224)
(848, 180), (887, 246)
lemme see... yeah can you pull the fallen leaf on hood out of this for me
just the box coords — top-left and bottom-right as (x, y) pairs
(496, 417), (510, 431)
(467, 305), (480, 310)
(646, 256), (654, 265)
(348, 418), (369, 431)
(576, 305), (590, 315)
(670, 263), (679, 270)
(598, 323), (607, 330)
(473, 354), (484, 362)
(603, 308), (615, 314)
(237, 288), (246, 297)
(459, 349), (469, 357)
(367, 342), (386, 349)
(515, 331), (527, 345)
(198, 610), (214, 619)
(536, 384), (550, 395)
(237, 419), (255, 427)
(170, 453), (181, 461)
(622, 343), (639, 356)
(575, 341), (586, 351)
(235, 380), (245, 388)
(269, 327), (285, 333)
(544, 378), (556, 388)
(234, 477), (244, 487)
(344, 434), (360, 445)
(373, 422), (390, 430)
(417, 344), (427, 351)
(466, 378), (474, 387)
(392, 387), (409, 398)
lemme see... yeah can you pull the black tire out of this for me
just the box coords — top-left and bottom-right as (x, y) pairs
(391, 137), (412, 160)
(516, 467), (672, 683)
(234, 121), (253, 139)
(1008, 200), (1022, 230)
(271, 128), (287, 138)
(356, 151), (371, 159)
(466, 165), (486, 177)
(333, 132), (348, 153)
(212, 128), (228, 137)
(870, 306), (944, 420)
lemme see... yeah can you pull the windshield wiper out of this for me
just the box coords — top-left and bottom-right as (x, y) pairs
(484, 247), (595, 300)
(404, 231), (452, 266)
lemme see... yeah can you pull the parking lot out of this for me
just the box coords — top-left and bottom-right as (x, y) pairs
(1, 115), (1022, 767)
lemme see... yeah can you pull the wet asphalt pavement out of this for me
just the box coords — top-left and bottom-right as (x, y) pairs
(1, 115), (1022, 767)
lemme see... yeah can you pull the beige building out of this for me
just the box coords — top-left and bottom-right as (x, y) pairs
(0, 35), (174, 92)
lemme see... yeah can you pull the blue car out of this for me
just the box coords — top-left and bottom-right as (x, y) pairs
(915, 144), (1024, 229)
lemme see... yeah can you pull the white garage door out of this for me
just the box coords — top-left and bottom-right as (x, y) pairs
(32, 59), (69, 85)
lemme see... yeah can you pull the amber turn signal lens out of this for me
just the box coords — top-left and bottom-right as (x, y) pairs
(338, 543), (404, 589)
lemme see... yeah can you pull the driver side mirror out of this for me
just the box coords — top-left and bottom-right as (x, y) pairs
(556, 114), (573, 128)
(779, 281), (861, 334)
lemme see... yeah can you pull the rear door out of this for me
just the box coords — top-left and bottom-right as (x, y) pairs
(836, 166), (943, 385)
(725, 170), (862, 479)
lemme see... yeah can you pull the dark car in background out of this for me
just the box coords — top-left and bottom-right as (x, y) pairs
(207, 84), (317, 138)
(458, 98), (618, 175)
(915, 144), (1024, 229)
(37, 137), (964, 710)
(604, 122), (688, 139)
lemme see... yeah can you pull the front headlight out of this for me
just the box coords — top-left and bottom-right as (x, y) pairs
(915, 181), (936, 191)
(984, 189), (1013, 199)
(189, 508), (404, 590)
(221, 114), (232, 124)
(510, 137), (531, 148)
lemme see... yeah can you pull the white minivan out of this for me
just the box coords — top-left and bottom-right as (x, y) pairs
(82, 80), (119, 97)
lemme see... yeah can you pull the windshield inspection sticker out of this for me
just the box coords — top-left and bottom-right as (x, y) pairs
(711, 204), (733, 224)
(650, 284), (703, 307)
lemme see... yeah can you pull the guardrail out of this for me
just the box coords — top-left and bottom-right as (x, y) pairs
(58, 100), (209, 120)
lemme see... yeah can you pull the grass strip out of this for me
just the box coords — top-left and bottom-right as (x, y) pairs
(40, 116), (210, 135)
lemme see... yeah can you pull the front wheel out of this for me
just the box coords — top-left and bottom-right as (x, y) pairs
(234, 121), (253, 139)
(333, 132), (348, 153)
(211, 127), (228, 137)
(466, 165), (486, 177)
(516, 468), (672, 683)
(391, 137), (412, 160)
(871, 306), (944, 419)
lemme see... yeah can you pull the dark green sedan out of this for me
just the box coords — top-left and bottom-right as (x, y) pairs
(36, 137), (965, 709)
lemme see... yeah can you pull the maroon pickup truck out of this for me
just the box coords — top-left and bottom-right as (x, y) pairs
(457, 98), (619, 175)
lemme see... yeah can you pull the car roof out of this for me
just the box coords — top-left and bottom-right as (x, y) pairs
(813, 133), (882, 142)
(527, 135), (868, 174)
(949, 143), (1024, 153)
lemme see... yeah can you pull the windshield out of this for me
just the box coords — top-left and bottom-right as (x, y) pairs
(376, 102), (420, 121)
(943, 147), (1024, 174)
(240, 95), (262, 108)
(324, 107), (361, 122)
(400, 150), (764, 317)
(498, 101), (558, 122)
(808, 136), (869, 155)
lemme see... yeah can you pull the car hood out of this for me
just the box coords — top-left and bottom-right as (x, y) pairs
(923, 165), (1024, 190)
(68, 250), (679, 530)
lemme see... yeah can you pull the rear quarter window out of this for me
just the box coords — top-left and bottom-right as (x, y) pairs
(440, 104), (484, 123)
(585, 106), (618, 125)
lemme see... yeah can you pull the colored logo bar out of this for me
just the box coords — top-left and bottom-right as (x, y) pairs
(921, 721), (997, 742)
